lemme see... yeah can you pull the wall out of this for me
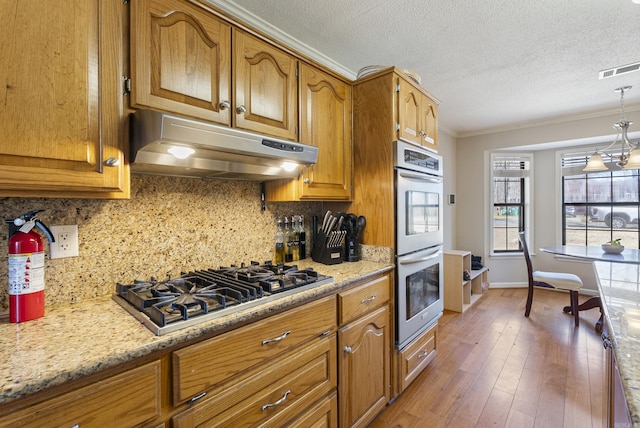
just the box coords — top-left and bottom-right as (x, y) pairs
(455, 108), (640, 293)
(0, 175), (322, 311)
(438, 131), (457, 250)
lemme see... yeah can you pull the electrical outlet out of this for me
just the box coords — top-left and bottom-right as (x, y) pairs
(50, 225), (79, 259)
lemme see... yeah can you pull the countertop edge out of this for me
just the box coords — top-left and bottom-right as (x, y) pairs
(0, 260), (393, 406)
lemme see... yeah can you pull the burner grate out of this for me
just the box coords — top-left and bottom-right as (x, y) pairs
(113, 263), (333, 335)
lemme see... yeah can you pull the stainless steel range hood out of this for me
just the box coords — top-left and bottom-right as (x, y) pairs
(130, 109), (318, 180)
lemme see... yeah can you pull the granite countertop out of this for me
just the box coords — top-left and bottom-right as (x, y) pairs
(593, 261), (640, 425)
(0, 259), (393, 406)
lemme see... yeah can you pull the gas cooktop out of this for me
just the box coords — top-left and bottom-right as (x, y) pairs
(112, 262), (333, 335)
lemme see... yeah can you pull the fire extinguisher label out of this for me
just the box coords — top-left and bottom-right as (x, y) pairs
(8, 252), (45, 295)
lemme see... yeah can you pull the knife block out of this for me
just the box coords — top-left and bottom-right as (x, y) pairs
(311, 231), (344, 265)
(345, 238), (361, 262)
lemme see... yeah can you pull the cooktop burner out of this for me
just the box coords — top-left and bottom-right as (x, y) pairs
(112, 262), (333, 335)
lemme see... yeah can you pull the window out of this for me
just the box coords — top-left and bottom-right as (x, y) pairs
(491, 154), (530, 253)
(562, 151), (640, 248)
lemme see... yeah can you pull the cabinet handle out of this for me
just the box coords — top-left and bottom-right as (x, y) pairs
(262, 330), (291, 345)
(303, 178), (310, 184)
(190, 391), (207, 403)
(104, 157), (120, 167)
(602, 333), (613, 349)
(361, 294), (376, 304)
(417, 349), (430, 359)
(343, 346), (352, 353)
(236, 105), (247, 114)
(219, 100), (231, 110)
(261, 390), (291, 411)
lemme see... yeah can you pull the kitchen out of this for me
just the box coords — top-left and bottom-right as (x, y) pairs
(1, 0), (640, 427)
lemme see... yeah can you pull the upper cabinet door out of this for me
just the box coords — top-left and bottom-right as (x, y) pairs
(233, 30), (298, 141)
(130, 0), (232, 125)
(298, 64), (352, 200)
(397, 78), (422, 146)
(0, 0), (128, 198)
(421, 97), (438, 152)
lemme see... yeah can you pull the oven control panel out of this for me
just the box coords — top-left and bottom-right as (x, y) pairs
(394, 140), (442, 176)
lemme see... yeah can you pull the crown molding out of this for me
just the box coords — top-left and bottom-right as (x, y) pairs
(204, 0), (357, 80)
(456, 104), (640, 139)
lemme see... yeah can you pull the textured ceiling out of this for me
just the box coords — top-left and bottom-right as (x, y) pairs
(209, 0), (640, 137)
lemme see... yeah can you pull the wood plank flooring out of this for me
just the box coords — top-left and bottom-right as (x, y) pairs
(371, 288), (605, 428)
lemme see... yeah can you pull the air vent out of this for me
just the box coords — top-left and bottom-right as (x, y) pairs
(599, 61), (640, 79)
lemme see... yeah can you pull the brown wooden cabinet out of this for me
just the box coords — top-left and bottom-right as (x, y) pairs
(337, 275), (391, 428)
(0, 361), (162, 428)
(0, 0), (129, 198)
(397, 321), (437, 392)
(130, 0), (232, 126)
(397, 75), (439, 151)
(264, 63), (352, 201)
(603, 322), (632, 427)
(232, 29), (298, 140)
(130, 0), (297, 141)
(171, 296), (337, 427)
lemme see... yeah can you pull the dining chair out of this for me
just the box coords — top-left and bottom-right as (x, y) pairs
(518, 232), (582, 326)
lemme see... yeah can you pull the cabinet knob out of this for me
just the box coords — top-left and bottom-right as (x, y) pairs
(303, 178), (310, 184)
(219, 100), (231, 110)
(343, 346), (352, 353)
(104, 157), (120, 167)
(236, 105), (247, 114)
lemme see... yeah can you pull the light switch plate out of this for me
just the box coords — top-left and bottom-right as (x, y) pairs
(49, 225), (79, 259)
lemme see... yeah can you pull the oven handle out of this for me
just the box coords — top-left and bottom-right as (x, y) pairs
(398, 171), (443, 184)
(399, 250), (442, 265)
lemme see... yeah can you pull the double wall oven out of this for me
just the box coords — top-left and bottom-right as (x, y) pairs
(394, 140), (444, 348)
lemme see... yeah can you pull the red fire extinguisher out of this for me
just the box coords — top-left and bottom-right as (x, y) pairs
(7, 210), (54, 323)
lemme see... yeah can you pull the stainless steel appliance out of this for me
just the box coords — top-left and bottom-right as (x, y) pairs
(130, 109), (318, 181)
(113, 262), (332, 335)
(394, 141), (444, 348)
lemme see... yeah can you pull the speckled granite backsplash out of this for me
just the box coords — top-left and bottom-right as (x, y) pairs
(0, 175), (324, 311)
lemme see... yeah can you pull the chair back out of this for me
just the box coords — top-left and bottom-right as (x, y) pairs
(518, 232), (534, 288)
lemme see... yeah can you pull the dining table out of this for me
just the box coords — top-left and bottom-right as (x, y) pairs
(541, 244), (640, 425)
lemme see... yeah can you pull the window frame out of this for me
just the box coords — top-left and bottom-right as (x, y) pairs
(489, 152), (533, 256)
(560, 148), (640, 248)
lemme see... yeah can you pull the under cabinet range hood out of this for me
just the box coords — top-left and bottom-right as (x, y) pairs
(129, 110), (318, 181)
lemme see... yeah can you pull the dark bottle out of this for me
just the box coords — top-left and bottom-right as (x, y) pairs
(275, 217), (285, 264)
(291, 215), (300, 261)
(283, 216), (293, 263)
(298, 215), (306, 259)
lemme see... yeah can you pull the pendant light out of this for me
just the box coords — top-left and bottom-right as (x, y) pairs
(583, 86), (639, 172)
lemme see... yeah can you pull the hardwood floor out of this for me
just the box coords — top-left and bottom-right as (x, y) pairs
(371, 288), (605, 428)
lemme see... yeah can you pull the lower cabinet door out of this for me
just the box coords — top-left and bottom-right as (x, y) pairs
(0, 361), (162, 428)
(172, 334), (336, 428)
(338, 305), (390, 428)
(398, 321), (438, 392)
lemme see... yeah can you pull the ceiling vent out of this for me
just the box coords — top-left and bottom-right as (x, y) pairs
(599, 61), (640, 79)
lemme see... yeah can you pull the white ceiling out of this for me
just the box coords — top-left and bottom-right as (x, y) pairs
(208, 0), (640, 137)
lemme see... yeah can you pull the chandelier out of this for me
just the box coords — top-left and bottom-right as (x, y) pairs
(583, 86), (640, 172)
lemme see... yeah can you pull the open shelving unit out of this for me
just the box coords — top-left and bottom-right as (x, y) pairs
(444, 250), (489, 312)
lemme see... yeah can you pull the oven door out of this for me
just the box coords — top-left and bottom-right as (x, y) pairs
(395, 167), (444, 256)
(396, 245), (443, 348)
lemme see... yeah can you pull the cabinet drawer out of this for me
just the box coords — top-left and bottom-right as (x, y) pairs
(173, 296), (336, 403)
(287, 392), (338, 428)
(399, 321), (438, 392)
(338, 275), (389, 325)
(172, 334), (337, 428)
(0, 361), (161, 428)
